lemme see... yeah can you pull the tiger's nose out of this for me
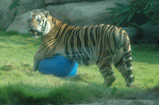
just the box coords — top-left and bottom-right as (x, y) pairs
(28, 27), (32, 31)
(28, 26), (34, 31)
(31, 26), (34, 29)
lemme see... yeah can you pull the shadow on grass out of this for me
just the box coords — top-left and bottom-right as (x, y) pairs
(0, 83), (136, 105)
(0, 83), (109, 105)
(64, 73), (95, 83)
(0, 82), (158, 105)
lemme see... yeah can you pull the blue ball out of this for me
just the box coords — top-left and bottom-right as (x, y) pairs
(38, 56), (78, 77)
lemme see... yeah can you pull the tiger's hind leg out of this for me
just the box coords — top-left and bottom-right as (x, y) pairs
(96, 54), (116, 87)
(114, 51), (134, 87)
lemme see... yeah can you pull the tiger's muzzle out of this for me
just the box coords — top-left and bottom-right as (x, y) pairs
(28, 27), (42, 38)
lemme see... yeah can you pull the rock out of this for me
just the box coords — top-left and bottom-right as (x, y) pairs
(7, 9), (46, 34)
(0, 0), (16, 29)
(46, 0), (130, 26)
(0, 0), (45, 30)
(45, 0), (81, 5)
(45, 0), (103, 5)
(6, 0), (130, 34)
(16, 0), (45, 15)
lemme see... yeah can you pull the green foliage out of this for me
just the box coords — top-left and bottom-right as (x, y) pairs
(143, 0), (159, 24)
(107, 0), (159, 26)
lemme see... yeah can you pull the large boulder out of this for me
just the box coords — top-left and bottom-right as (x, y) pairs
(0, 0), (16, 29)
(16, 0), (45, 15)
(45, 0), (102, 5)
(0, 0), (45, 30)
(46, 0), (130, 26)
(45, 0), (81, 4)
(7, 9), (46, 34)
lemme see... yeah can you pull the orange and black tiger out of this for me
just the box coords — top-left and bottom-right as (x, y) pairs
(27, 11), (134, 87)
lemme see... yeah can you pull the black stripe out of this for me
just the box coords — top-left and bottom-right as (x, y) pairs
(95, 25), (100, 39)
(64, 27), (75, 43)
(90, 27), (96, 46)
(117, 29), (123, 48)
(78, 27), (90, 65)
(76, 28), (83, 62)
(87, 27), (94, 56)
(84, 27), (90, 54)
(70, 29), (77, 59)
(126, 60), (132, 67)
(112, 28), (117, 52)
(65, 28), (76, 58)
(64, 29), (74, 57)
(42, 19), (47, 32)
(99, 62), (112, 71)
(48, 23), (65, 54)
(114, 56), (125, 67)
(56, 24), (69, 42)
(107, 26), (115, 55)
(60, 24), (69, 37)
(54, 23), (64, 39)
(125, 51), (132, 59)
(96, 25), (112, 64)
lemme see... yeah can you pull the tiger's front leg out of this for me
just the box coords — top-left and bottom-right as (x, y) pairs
(32, 49), (47, 71)
(33, 58), (39, 71)
(32, 46), (54, 71)
(33, 53), (41, 71)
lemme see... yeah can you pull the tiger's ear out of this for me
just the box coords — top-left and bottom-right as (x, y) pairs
(44, 11), (50, 18)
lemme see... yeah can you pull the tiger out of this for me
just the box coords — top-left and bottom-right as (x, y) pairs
(27, 11), (134, 87)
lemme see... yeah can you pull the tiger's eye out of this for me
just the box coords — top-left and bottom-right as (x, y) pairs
(37, 19), (41, 23)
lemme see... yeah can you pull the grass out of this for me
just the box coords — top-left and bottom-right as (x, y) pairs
(0, 31), (159, 105)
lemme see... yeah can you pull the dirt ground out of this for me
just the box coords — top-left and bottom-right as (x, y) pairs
(72, 90), (159, 105)
(74, 99), (159, 105)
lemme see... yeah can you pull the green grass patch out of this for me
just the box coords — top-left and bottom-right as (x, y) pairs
(0, 31), (159, 104)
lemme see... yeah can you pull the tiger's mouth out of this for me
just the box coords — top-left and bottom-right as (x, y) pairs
(32, 31), (38, 36)
(29, 28), (41, 37)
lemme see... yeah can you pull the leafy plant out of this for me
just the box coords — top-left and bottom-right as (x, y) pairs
(143, 0), (159, 24)
(107, 0), (159, 26)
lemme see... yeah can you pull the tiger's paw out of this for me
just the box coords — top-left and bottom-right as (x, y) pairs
(126, 75), (134, 87)
(104, 75), (116, 87)
(126, 82), (135, 88)
(32, 64), (38, 71)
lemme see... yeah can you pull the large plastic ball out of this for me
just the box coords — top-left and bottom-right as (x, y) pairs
(38, 56), (78, 77)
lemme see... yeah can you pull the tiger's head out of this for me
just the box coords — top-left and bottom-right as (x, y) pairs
(27, 11), (53, 38)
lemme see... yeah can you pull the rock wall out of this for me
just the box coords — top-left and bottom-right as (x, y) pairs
(7, 9), (46, 34)
(3, 0), (130, 33)
(46, 0), (129, 26)
(15, 0), (45, 15)
(45, 0), (104, 5)
(0, 0), (16, 29)
(0, 0), (45, 29)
